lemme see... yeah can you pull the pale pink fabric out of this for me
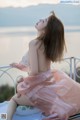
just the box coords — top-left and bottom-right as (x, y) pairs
(17, 69), (80, 120)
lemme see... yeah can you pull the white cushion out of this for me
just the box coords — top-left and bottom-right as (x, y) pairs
(16, 105), (41, 116)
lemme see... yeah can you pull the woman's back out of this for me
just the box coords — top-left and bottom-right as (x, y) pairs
(29, 39), (51, 75)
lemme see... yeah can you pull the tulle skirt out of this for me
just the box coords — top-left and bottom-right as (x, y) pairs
(13, 69), (80, 120)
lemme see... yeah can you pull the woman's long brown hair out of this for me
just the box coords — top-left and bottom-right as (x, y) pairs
(37, 12), (67, 62)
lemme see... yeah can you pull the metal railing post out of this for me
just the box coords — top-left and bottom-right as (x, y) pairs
(73, 57), (76, 81)
(70, 57), (73, 79)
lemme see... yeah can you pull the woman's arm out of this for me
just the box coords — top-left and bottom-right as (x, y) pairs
(29, 40), (39, 74)
(10, 62), (29, 71)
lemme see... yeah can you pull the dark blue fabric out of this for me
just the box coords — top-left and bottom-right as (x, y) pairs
(68, 113), (80, 120)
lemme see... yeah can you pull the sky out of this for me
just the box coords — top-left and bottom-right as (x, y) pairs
(0, 0), (60, 7)
(0, 0), (80, 7)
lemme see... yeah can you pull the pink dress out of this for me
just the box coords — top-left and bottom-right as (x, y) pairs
(16, 51), (80, 120)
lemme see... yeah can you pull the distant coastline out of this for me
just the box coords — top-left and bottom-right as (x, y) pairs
(60, 0), (80, 4)
(0, 26), (80, 36)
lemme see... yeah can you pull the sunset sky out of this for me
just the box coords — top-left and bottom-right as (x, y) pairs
(0, 0), (60, 7)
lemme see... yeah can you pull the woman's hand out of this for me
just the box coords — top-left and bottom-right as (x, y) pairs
(10, 63), (20, 68)
(16, 77), (24, 98)
(10, 63), (25, 70)
(10, 63), (28, 71)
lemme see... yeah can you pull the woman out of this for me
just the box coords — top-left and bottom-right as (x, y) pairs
(7, 12), (80, 120)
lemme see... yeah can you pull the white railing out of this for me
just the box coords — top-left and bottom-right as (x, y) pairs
(0, 66), (16, 94)
(57, 57), (80, 80)
(0, 57), (80, 94)
(0, 66), (26, 94)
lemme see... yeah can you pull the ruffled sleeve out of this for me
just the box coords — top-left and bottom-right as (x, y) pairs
(19, 51), (30, 67)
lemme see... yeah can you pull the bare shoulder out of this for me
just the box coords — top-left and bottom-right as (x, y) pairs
(29, 39), (41, 49)
(29, 39), (36, 45)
